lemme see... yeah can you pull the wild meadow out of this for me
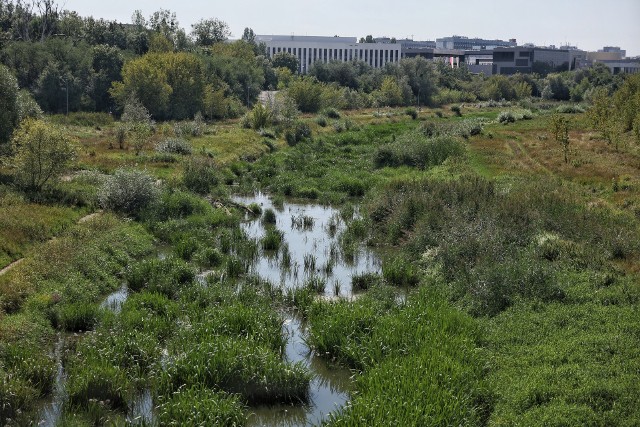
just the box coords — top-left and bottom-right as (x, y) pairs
(0, 88), (639, 426)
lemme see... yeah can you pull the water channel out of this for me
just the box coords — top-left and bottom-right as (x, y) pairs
(235, 192), (381, 426)
(38, 193), (381, 426)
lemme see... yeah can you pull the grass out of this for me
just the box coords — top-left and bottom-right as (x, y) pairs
(0, 187), (85, 268)
(2, 104), (640, 425)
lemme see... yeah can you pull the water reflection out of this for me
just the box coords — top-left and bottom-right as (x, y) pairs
(235, 193), (380, 427)
(233, 193), (381, 298)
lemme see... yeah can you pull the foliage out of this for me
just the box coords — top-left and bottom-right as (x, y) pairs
(183, 157), (219, 194)
(111, 52), (206, 120)
(155, 137), (192, 155)
(287, 76), (324, 113)
(0, 63), (20, 144)
(550, 114), (571, 163)
(190, 18), (230, 46)
(272, 52), (299, 74)
(10, 118), (76, 191)
(98, 168), (159, 217)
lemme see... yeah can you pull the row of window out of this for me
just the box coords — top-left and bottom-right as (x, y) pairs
(269, 46), (400, 71)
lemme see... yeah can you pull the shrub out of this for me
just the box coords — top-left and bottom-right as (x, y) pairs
(155, 138), (192, 155)
(498, 110), (516, 124)
(98, 169), (159, 217)
(183, 158), (219, 194)
(451, 105), (462, 117)
(556, 104), (586, 114)
(322, 107), (341, 119)
(316, 115), (328, 127)
(405, 107), (418, 120)
(285, 121), (312, 146)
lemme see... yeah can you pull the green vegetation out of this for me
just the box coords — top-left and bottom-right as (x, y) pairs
(1, 2), (639, 425)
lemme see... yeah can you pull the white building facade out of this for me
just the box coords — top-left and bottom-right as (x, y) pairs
(257, 35), (402, 74)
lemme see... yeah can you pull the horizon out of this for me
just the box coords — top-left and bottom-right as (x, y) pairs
(61, 0), (640, 57)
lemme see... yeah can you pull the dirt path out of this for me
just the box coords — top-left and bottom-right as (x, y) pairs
(0, 211), (103, 277)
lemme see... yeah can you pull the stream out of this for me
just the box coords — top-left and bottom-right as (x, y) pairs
(235, 193), (381, 426)
(37, 193), (380, 426)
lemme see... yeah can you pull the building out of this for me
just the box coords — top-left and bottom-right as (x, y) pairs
(492, 47), (585, 75)
(436, 35), (516, 50)
(256, 35), (402, 74)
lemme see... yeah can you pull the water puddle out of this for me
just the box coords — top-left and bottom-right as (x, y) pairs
(235, 193), (380, 426)
(100, 284), (129, 313)
(233, 193), (381, 297)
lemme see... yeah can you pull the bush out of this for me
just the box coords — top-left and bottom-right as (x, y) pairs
(183, 158), (219, 194)
(405, 107), (418, 120)
(498, 111), (516, 124)
(285, 121), (312, 146)
(316, 115), (328, 127)
(322, 107), (341, 119)
(98, 169), (159, 217)
(451, 105), (462, 117)
(155, 138), (192, 155)
(556, 104), (586, 114)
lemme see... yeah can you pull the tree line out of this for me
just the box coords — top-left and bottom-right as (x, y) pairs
(1, 1), (639, 140)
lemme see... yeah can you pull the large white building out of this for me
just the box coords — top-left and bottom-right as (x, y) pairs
(256, 35), (402, 74)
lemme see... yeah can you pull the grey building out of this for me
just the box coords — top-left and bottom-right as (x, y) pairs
(492, 47), (584, 75)
(436, 35), (516, 50)
(256, 35), (402, 74)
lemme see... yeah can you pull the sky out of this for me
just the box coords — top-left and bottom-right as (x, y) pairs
(62, 0), (640, 56)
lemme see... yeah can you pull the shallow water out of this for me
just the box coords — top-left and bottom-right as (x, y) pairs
(233, 193), (381, 297)
(236, 193), (381, 426)
(100, 284), (129, 313)
(247, 315), (353, 427)
(37, 335), (67, 427)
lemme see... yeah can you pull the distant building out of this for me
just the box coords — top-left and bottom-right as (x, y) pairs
(256, 35), (401, 74)
(436, 35), (516, 50)
(492, 47), (585, 75)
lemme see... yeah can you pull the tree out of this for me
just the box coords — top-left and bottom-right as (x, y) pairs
(120, 95), (152, 155)
(550, 114), (571, 164)
(0, 63), (19, 144)
(11, 118), (75, 191)
(287, 76), (323, 113)
(272, 51), (299, 74)
(241, 27), (255, 44)
(191, 18), (230, 46)
(588, 87), (622, 151)
(378, 76), (403, 107)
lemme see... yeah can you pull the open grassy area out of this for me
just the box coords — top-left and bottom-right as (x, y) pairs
(0, 101), (638, 425)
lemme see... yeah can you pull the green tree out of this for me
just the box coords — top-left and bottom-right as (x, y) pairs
(287, 76), (323, 113)
(191, 18), (230, 46)
(0, 63), (19, 144)
(11, 118), (76, 191)
(111, 52), (206, 120)
(550, 114), (571, 164)
(378, 76), (404, 107)
(588, 87), (622, 150)
(272, 52), (299, 74)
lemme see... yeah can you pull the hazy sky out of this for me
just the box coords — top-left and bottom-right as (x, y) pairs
(62, 0), (640, 56)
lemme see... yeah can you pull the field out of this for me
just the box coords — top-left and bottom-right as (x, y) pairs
(0, 100), (638, 426)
